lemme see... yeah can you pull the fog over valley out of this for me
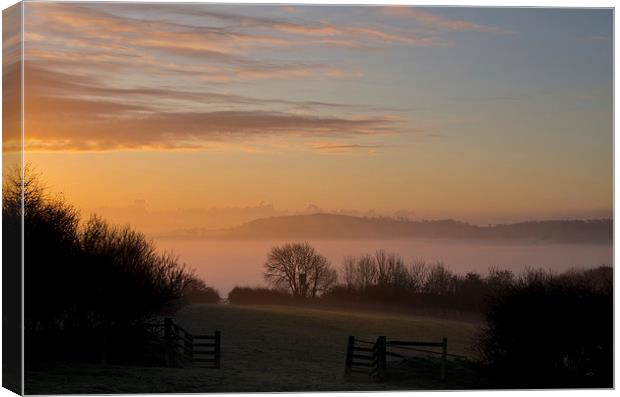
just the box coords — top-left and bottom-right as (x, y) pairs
(155, 237), (612, 296)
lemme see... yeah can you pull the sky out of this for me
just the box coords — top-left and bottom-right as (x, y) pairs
(4, 3), (613, 230)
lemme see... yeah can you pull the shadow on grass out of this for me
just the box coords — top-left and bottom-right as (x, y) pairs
(385, 356), (494, 390)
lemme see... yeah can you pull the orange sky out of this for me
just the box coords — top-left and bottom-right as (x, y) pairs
(3, 3), (613, 231)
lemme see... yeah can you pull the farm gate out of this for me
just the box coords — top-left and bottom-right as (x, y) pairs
(344, 335), (465, 381)
(147, 318), (221, 368)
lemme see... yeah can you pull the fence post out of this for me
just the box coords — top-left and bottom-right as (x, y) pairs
(377, 336), (387, 381)
(101, 320), (108, 365)
(164, 318), (173, 367)
(441, 337), (447, 380)
(185, 331), (194, 363)
(214, 330), (221, 369)
(344, 336), (354, 377)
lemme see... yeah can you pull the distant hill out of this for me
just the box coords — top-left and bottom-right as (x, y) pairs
(179, 213), (612, 244)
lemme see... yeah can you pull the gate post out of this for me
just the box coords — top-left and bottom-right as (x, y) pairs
(214, 330), (221, 369)
(344, 336), (354, 377)
(377, 336), (387, 381)
(101, 320), (108, 365)
(164, 318), (173, 367)
(185, 332), (194, 363)
(441, 337), (447, 380)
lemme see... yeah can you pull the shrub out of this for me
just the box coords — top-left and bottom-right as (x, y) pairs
(77, 215), (195, 328)
(183, 277), (221, 304)
(477, 266), (612, 388)
(3, 167), (82, 330)
(228, 287), (293, 305)
(4, 168), (200, 363)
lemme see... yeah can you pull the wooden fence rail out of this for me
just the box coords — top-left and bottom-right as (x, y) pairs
(344, 335), (386, 380)
(345, 335), (451, 381)
(160, 318), (220, 368)
(387, 337), (447, 380)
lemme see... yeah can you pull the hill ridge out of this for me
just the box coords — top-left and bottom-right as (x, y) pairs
(169, 213), (612, 243)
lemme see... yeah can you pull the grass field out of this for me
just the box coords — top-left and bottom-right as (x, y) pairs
(26, 304), (487, 394)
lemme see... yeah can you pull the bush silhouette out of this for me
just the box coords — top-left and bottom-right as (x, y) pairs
(228, 287), (293, 305)
(78, 215), (194, 328)
(477, 267), (612, 388)
(3, 168), (200, 362)
(3, 167), (82, 331)
(183, 277), (221, 304)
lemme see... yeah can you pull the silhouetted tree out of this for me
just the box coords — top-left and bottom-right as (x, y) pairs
(424, 262), (455, 295)
(340, 255), (358, 291)
(183, 277), (221, 304)
(78, 215), (194, 328)
(486, 266), (515, 292)
(4, 168), (202, 363)
(3, 166), (81, 330)
(355, 254), (378, 291)
(407, 259), (429, 292)
(375, 249), (408, 287)
(263, 242), (337, 298)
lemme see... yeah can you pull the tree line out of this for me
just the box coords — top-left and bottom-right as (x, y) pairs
(4, 168), (219, 363)
(8, 168), (611, 386)
(229, 242), (528, 313)
(230, 242), (612, 387)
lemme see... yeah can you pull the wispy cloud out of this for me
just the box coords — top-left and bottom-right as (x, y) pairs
(23, 63), (406, 115)
(28, 3), (448, 61)
(18, 63), (409, 152)
(380, 7), (512, 34)
(143, 4), (447, 47)
(309, 142), (388, 154)
(24, 2), (451, 91)
(18, 3), (428, 152)
(23, 109), (404, 152)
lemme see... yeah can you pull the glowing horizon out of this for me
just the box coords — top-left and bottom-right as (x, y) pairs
(5, 3), (613, 228)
